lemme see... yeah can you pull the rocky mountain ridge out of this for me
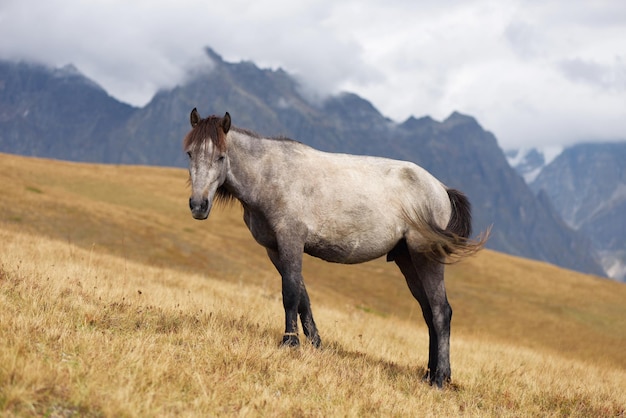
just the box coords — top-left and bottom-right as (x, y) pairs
(505, 147), (564, 183)
(529, 143), (626, 281)
(0, 49), (606, 277)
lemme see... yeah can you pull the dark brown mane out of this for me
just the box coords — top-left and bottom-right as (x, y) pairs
(215, 185), (236, 207)
(183, 115), (228, 153)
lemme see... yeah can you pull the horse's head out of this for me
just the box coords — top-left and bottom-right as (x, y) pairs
(183, 108), (231, 220)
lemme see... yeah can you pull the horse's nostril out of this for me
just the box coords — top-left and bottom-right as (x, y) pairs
(190, 197), (209, 215)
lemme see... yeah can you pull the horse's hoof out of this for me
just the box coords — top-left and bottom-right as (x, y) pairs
(309, 334), (322, 348)
(281, 334), (300, 347)
(430, 372), (451, 389)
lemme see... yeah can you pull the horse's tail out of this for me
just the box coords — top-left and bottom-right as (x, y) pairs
(400, 188), (490, 263)
(446, 188), (473, 239)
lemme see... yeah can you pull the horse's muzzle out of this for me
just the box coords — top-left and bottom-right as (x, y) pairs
(189, 197), (210, 220)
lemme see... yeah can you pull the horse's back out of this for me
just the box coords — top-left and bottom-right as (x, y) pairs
(267, 148), (452, 263)
(303, 150), (451, 221)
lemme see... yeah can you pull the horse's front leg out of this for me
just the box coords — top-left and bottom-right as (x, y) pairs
(266, 247), (321, 348)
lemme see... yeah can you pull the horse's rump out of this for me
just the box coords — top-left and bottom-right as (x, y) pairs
(388, 188), (488, 263)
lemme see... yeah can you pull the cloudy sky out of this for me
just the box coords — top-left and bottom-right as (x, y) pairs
(1, 0), (624, 149)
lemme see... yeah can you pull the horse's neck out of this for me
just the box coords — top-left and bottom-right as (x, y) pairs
(224, 131), (280, 206)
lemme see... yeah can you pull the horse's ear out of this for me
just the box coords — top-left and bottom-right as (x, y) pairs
(190, 108), (201, 127)
(222, 112), (231, 133)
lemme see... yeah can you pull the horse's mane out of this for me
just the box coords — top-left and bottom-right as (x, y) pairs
(232, 126), (298, 145)
(231, 126), (261, 138)
(183, 115), (228, 153)
(214, 186), (235, 208)
(184, 117), (294, 151)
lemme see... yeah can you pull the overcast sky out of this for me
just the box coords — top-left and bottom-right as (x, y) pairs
(1, 0), (624, 149)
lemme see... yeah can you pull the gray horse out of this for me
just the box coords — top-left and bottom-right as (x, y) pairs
(184, 109), (488, 387)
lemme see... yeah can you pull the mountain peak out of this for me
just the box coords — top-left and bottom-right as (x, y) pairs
(507, 147), (564, 183)
(400, 115), (436, 131)
(324, 92), (385, 120)
(444, 111), (478, 126)
(204, 47), (225, 64)
(53, 63), (81, 77)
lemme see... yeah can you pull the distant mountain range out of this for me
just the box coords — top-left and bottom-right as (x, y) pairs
(0, 48), (609, 278)
(528, 144), (626, 281)
(505, 147), (563, 183)
(505, 144), (626, 281)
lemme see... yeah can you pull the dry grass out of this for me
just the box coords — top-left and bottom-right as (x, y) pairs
(2, 229), (625, 417)
(1, 153), (626, 416)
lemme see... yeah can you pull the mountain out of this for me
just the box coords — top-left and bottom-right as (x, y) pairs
(530, 143), (626, 281)
(0, 49), (606, 277)
(505, 147), (563, 183)
(391, 115), (606, 277)
(0, 60), (136, 163)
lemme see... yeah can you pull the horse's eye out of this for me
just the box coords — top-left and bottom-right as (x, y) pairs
(186, 151), (192, 159)
(217, 155), (225, 162)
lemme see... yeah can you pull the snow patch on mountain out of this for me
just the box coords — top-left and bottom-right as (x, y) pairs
(505, 146), (564, 183)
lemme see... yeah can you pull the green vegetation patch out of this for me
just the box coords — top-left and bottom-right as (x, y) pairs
(25, 185), (43, 194)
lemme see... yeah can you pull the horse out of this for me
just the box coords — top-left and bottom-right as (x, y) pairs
(183, 109), (488, 387)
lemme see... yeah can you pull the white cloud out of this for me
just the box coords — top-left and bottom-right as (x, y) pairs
(558, 57), (626, 92)
(0, 0), (624, 149)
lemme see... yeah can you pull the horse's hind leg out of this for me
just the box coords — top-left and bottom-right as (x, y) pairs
(297, 284), (321, 347)
(392, 240), (452, 388)
(393, 242), (438, 382)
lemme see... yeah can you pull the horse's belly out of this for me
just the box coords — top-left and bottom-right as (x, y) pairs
(304, 232), (399, 264)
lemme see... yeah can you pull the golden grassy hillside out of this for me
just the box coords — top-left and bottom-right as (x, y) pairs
(1, 152), (625, 416)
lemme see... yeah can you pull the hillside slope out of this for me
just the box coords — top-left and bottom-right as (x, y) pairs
(1, 154), (625, 416)
(3, 228), (626, 416)
(1, 153), (624, 368)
